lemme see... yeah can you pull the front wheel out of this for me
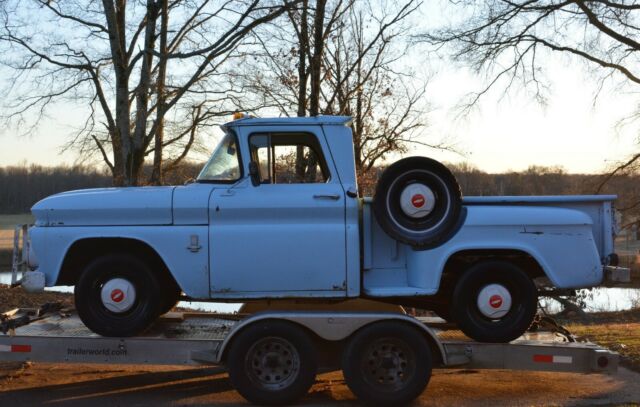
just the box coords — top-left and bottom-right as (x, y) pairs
(451, 260), (538, 343)
(226, 320), (318, 405)
(74, 253), (162, 337)
(341, 321), (433, 405)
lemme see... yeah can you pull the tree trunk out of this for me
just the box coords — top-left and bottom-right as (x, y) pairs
(295, 0), (310, 179)
(131, 0), (159, 185)
(296, 0), (309, 117)
(308, 0), (326, 116)
(151, 0), (168, 185)
(103, 0), (134, 186)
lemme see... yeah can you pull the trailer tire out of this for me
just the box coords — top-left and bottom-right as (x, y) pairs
(75, 253), (162, 337)
(226, 320), (318, 405)
(373, 156), (463, 249)
(451, 260), (538, 343)
(342, 321), (432, 405)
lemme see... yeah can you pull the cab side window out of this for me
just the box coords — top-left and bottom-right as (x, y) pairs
(249, 133), (329, 184)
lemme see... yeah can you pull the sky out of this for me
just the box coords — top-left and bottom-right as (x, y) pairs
(0, 3), (638, 175)
(416, 62), (639, 174)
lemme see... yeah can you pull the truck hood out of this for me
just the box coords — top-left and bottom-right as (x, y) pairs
(32, 187), (175, 226)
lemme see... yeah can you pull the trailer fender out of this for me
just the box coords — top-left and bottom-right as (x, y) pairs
(216, 311), (447, 365)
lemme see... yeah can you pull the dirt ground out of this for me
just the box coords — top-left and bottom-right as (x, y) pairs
(1, 362), (639, 406)
(0, 283), (73, 309)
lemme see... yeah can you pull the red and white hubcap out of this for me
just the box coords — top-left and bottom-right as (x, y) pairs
(489, 295), (503, 308)
(476, 284), (512, 319)
(411, 194), (425, 208)
(399, 184), (436, 218)
(101, 278), (136, 313)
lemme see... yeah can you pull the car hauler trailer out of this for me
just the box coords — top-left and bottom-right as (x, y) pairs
(0, 306), (618, 405)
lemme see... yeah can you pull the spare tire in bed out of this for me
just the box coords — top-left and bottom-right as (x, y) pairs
(373, 156), (463, 249)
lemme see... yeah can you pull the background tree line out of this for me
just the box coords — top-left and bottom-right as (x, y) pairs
(4, 162), (640, 228)
(0, 162), (193, 213)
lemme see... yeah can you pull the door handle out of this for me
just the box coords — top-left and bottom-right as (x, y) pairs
(313, 194), (340, 200)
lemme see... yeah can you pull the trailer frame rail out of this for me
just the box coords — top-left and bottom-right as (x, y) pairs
(0, 310), (619, 375)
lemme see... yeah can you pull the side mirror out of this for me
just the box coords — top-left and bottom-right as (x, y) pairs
(249, 161), (260, 187)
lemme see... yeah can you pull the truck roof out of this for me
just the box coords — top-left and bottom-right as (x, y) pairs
(225, 115), (352, 127)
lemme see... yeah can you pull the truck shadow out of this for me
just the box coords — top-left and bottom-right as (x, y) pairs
(0, 366), (236, 405)
(0, 366), (357, 405)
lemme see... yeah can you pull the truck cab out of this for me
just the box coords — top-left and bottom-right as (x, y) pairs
(198, 116), (361, 298)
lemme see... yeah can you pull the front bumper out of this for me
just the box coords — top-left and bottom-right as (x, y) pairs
(21, 270), (46, 293)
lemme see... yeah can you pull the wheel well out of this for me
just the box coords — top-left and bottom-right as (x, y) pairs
(442, 249), (545, 282)
(57, 238), (178, 290)
(219, 318), (444, 368)
(353, 319), (445, 366)
(220, 318), (325, 364)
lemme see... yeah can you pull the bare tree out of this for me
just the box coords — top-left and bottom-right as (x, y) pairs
(239, 0), (444, 179)
(418, 0), (640, 190)
(321, 2), (441, 174)
(0, 0), (296, 186)
(419, 1), (639, 107)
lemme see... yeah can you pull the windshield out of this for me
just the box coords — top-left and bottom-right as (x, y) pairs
(197, 131), (242, 182)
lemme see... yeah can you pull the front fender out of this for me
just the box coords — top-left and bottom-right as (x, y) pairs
(29, 226), (210, 298)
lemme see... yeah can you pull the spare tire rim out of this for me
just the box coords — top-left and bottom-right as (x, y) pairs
(245, 336), (300, 391)
(399, 183), (436, 218)
(386, 170), (452, 234)
(100, 278), (137, 313)
(360, 337), (416, 392)
(476, 284), (512, 319)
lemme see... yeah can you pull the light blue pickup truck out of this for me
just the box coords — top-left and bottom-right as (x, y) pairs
(27, 116), (623, 342)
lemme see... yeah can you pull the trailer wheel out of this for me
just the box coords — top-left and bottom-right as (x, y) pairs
(226, 320), (318, 405)
(342, 321), (432, 405)
(451, 260), (538, 343)
(74, 253), (162, 337)
(373, 156), (463, 249)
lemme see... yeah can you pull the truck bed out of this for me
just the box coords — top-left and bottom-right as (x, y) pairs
(361, 194), (619, 297)
(463, 194), (617, 262)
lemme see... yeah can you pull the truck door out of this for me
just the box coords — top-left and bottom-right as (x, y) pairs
(209, 127), (347, 297)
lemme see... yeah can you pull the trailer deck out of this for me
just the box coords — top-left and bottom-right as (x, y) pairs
(0, 307), (618, 375)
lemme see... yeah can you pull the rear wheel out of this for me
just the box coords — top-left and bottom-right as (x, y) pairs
(451, 260), (538, 343)
(373, 156), (463, 249)
(74, 253), (162, 337)
(226, 320), (318, 405)
(342, 321), (433, 405)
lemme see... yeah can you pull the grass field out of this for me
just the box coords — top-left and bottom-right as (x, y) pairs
(0, 214), (32, 248)
(562, 308), (640, 372)
(0, 214), (32, 269)
(0, 214), (33, 230)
